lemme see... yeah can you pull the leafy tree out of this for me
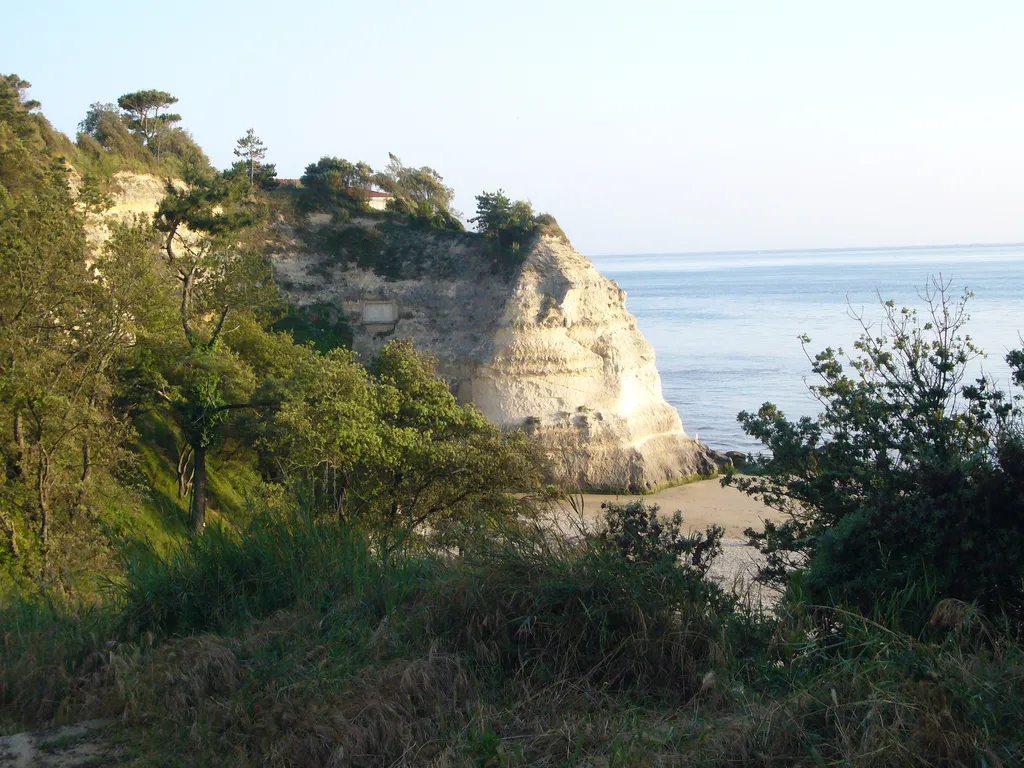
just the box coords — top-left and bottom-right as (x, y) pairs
(75, 101), (153, 168)
(74, 94), (210, 176)
(117, 89), (180, 148)
(77, 102), (122, 144)
(299, 156), (375, 212)
(728, 282), (1024, 619)
(231, 127), (276, 189)
(271, 340), (543, 545)
(139, 172), (282, 533)
(0, 82), (152, 589)
(0, 75), (43, 152)
(1, 74), (39, 114)
(375, 153), (462, 230)
(471, 190), (538, 258)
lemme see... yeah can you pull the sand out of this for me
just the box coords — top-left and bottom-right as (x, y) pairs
(560, 477), (782, 539)
(550, 478), (784, 598)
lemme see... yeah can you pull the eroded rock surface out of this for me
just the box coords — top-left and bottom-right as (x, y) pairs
(276, 228), (713, 491)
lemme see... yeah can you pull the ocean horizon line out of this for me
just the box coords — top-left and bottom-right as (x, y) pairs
(590, 240), (1024, 260)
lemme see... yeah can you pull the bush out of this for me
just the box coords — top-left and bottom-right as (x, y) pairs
(730, 281), (1024, 621)
(470, 189), (539, 264)
(298, 156), (375, 213)
(598, 500), (723, 574)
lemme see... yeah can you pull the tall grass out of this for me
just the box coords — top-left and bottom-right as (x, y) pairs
(2, 506), (1023, 765)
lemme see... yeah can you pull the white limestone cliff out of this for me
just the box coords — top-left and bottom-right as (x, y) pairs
(276, 229), (714, 491)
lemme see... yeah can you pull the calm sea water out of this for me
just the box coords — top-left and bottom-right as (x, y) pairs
(591, 244), (1024, 453)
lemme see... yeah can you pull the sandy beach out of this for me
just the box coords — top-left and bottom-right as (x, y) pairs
(550, 478), (784, 593)
(559, 477), (782, 539)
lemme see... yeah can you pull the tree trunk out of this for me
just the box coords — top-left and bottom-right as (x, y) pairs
(37, 452), (50, 564)
(177, 444), (194, 498)
(13, 413), (25, 478)
(190, 444), (207, 534)
(81, 440), (91, 484)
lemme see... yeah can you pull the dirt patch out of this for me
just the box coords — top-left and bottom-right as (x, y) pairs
(0, 720), (122, 767)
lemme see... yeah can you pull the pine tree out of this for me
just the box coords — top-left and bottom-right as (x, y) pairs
(233, 128), (267, 186)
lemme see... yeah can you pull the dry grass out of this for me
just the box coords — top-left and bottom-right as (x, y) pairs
(3, 513), (1024, 766)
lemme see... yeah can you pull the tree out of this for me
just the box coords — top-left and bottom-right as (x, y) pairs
(76, 101), (153, 166)
(299, 156), (375, 212)
(232, 128), (275, 188)
(471, 190), (538, 258)
(117, 90), (180, 148)
(78, 102), (121, 143)
(0, 80), (149, 589)
(728, 282), (1024, 619)
(146, 171), (282, 533)
(271, 340), (543, 545)
(374, 153), (462, 229)
(0, 75), (42, 147)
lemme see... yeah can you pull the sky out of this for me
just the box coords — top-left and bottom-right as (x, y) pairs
(5, 0), (1024, 255)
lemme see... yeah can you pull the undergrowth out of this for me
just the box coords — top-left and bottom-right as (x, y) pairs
(1, 504), (1022, 766)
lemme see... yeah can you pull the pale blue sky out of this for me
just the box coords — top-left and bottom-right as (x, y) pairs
(6, 1), (1024, 254)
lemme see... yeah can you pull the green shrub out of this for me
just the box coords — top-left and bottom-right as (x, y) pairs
(298, 156), (374, 213)
(424, 501), (729, 691)
(271, 302), (352, 352)
(471, 189), (539, 265)
(730, 282), (1024, 622)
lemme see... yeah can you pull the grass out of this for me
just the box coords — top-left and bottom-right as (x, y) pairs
(2, 505), (1023, 766)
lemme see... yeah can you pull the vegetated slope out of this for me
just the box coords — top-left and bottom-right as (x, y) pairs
(0, 76), (540, 595)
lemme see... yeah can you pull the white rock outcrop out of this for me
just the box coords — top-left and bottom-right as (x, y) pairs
(277, 231), (713, 491)
(90, 173), (712, 491)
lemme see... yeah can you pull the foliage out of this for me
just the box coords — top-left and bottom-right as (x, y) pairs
(0, 87), (144, 592)
(598, 500), (723, 575)
(121, 172), (287, 534)
(0, 73), (557, 599)
(298, 155), (375, 213)
(116, 89), (180, 148)
(73, 91), (210, 179)
(375, 153), (463, 230)
(269, 340), (544, 545)
(9, 507), (1024, 766)
(729, 282), (1024, 620)
(77, 102), (140, 158)
(227, 127), (277, 190)
(471, 189), (542, 264)
(535, 211), (568, 241)
(270, 302), (352, 353)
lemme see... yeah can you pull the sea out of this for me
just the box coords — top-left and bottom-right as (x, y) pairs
(590, 243), (1024, 454)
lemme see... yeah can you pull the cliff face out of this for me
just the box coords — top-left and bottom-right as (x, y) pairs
(92, 173), (712, 491)
(82, 171), (180, 249)
(276, 225), (714, 491)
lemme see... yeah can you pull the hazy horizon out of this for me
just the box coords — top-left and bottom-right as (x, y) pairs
(593, 239), (1024, 258)
(6, 1), (1023, 255)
